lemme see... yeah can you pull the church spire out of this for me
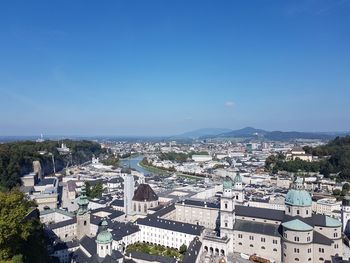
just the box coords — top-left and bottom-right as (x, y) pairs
(77, 184), (89, 215)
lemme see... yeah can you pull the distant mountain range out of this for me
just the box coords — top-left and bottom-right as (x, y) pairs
(174, 127), (350, 141)
(173, 128), (232, 139)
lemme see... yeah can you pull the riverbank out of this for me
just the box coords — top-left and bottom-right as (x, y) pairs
(139, 160), (204, 180)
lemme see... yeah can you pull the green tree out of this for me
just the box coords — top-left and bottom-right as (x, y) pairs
(179, 244), (187, 254)
(0, 189), (49, 262)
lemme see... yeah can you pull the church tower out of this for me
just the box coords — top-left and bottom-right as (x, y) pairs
(220, 176), (235, 237)
(342, 196), (350, 233)
(233, 172), (244, 204)
(76, 184), (91, 239)
(96, 219), (113, 258)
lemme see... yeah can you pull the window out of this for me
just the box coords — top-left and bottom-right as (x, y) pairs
(334, 233), (338, 238)
(250, 244), (254, 247)
(319, 248), (324, 253)
(273, 248), (277, 252)
(294, 248), (299, 253)
(84, 220), (87, 226)
(238, 242), (242, 245)
(288, 207), (291, 212)
(273, 239), (278, 244)
(224, 222), (228, 227)
(335, 244), (339, 249)
(308, 248), (311, 253)
(294, 237), (299, 242)
(319, 258), (324, 261)
(307, 236), (311, 242)
(238, 234), (242, 238)
(306, 210), (309, 215)
(249, 236), (254, 240)
(297, 210), (300, 215)
(261, 238), (265, 242)
(261, 246), (265, 249)
(225, 203), (228, 209)
(283, 233), (287, 238)
(295, 258), (299, 261)
(308, 258), (312, 261)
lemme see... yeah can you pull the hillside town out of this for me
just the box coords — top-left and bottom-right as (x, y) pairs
(16, 138), (350, 263)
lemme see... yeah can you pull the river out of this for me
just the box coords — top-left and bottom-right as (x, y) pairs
(118, 155), (152, 175)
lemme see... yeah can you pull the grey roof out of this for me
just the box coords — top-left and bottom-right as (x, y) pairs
(178, 199), (220, 209)
(183, 237), (202, 263)
(71, 248), (90, 263)
(136, 216), (204, 236)
(88, 251), (123, 263)
(38, 178), (56, 186)
(236, 205), (285, 221)
(111, 223), (140, 241)
(128, 251), (177, 263)
(91, 206), (124, 221)
(234, 219), (281, 237)
(80, 235), (97, 256)
(133, 184), (158, 202)
(282, 214), (342, 228)
(110, 199), (124, 207)
(313, 230), (333, 245)
(48, 218), (77, 230)
(150, 204), (176, 218)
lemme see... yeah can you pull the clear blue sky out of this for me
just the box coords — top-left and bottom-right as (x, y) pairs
(0, 0), (349, 136)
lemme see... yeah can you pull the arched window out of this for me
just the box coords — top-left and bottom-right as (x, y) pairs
(308, 258), (312, 261)
(319, 258), (324, 261)
(261, 246), (265, 250)
(295, 258), (299, 261)
(84, 220), (87, 226)
(273, 248), (277, 252)
(238, 242), (242, 245)
(250, 244), (254, 247)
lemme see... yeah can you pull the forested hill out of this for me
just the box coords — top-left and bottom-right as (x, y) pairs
(266, 136), (350, 181)
(0, 140), (105, 190)
(304, 136), (350, 179)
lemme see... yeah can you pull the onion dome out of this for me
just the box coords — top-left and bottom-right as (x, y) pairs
(233, 172), (242, 184)
(223, 176), (233, 190)
(96, 219), (112, 244)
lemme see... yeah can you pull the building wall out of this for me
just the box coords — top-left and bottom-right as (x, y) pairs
(132, 200), (158, 216)
(137, 224), (199, 249)
(175, 203), (218, 229)
(234, 230), (281, 263)
(52, 223), (77, 241)
(40, 211), (73, 224)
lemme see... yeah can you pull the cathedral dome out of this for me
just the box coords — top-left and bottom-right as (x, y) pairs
(285, 189), (312, 207)
(96, 220), (113, 244)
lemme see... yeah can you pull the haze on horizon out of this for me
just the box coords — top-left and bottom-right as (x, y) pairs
(0, 0), (350, 137)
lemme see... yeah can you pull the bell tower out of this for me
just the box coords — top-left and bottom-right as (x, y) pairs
(233, 172), (244, 204)
(76, 184), (91, 239)
(220, 176), (235, 237)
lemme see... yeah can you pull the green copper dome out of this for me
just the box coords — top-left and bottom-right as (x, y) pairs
(96, 219), (112, 244)
(285, 189), (312, 207)
(233, 173), (242, 184)
(223, 176), (233, 189)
